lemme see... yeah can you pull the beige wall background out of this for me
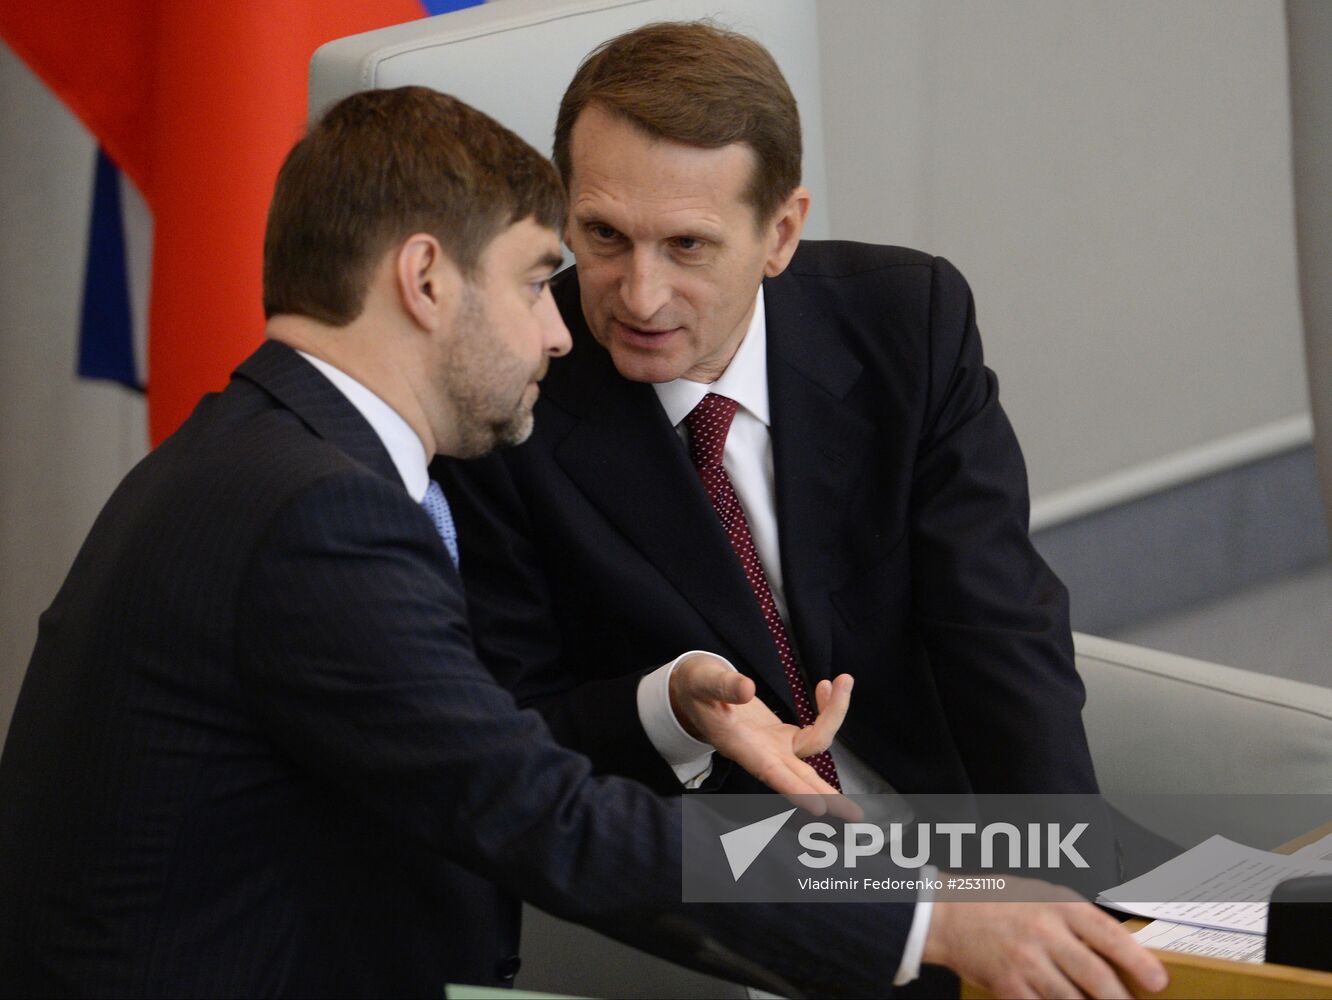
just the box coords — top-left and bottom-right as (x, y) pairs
(818, 0), (1309, 501)
(0, 43), (148, 741)
(0, 0), (1322, 742)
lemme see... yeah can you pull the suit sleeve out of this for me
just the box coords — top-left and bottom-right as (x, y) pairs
(229, 472), (904, 996)
(436, 452), (687, 794)
(910, 256), (1099, 793)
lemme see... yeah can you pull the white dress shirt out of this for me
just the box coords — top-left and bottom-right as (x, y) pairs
(631, 291), (933, 986)
(296, 351), (429, 499)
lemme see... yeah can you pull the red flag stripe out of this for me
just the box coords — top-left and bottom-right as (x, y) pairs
(2, 1), (426, 443)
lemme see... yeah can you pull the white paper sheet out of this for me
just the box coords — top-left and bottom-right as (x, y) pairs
(1131, 919), (1266, 963)
(1098, 834), (1332, 934)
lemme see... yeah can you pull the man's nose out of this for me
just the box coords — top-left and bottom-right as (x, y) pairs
(618, 248), (671, 322)
(538, 286), (572, 357)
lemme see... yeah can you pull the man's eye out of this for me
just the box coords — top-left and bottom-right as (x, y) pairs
(589, 225), (618, 241)
(674, 237), (703, 251)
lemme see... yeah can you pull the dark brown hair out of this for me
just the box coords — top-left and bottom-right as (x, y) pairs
(264, 86), (565, 325)
(553, 20), (801, 225)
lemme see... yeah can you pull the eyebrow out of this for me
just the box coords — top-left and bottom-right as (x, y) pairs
(571, 209), (616, 229)
(534, 252), (564, 272)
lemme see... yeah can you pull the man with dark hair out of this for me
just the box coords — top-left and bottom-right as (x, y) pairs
(0, 85), (919, 998)
(439, 21), (1161, 998)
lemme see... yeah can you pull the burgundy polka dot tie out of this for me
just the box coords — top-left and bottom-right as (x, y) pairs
(684, 392), (841, 790)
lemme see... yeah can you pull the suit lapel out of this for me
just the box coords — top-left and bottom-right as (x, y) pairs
(548, 288), (798, 714)
(765, 269), (875, 685)
(233, 340), (401, 485)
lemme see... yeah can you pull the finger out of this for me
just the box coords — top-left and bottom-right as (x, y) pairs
(782, 753), (863, 820)
(1026, 961), (1084, 1000)
(795, 675), (853, 755)
(1073, 907), (1169, 994)
(780, 751), (863, 822)
(782, 792), (830, 818)
(999, 949), (1082, 1000)
(814, 673), (854, 712)
(782, 753), (838, 793)
(749, 760), (828, 816)
(1049, 935), (1131, 1000)
(814, 678), (832, 713)
(780, 759), (863, 821)
(823, 792), (864, 823)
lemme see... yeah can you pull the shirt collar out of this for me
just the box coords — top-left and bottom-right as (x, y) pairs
(653, 286), (770, 428)
(296, 350), (430, 501)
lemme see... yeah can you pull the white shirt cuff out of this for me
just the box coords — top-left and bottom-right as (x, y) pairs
(892, 865), (938, 986)
(636, 651), (732, 788)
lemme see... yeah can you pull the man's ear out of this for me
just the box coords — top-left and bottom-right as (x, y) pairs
(762, 185), (811, 278)
(395, 233), (461, 331)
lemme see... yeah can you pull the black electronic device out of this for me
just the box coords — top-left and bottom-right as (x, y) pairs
(1265, 875), (1332, 972)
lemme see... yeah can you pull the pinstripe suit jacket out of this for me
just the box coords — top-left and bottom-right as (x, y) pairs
(0, 341), (910, 998)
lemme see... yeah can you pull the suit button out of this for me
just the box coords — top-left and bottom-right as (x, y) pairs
(496, 954), (522, 982)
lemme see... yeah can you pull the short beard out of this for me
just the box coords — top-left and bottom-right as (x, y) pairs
(441, 287), (539, 460)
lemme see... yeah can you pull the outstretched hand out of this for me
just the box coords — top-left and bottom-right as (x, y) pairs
(668, 653), (859, 818)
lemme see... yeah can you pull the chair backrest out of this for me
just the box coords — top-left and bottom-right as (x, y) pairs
(1076, 631), (1332, 849)
(308, 0), (830, 238)
(1075, 632), (1332, 796)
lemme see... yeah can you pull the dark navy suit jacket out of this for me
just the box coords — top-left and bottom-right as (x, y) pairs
(0, 341), (908, 998)
(439, 241), (1099, 798)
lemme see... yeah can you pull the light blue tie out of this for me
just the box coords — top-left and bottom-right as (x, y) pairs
(421, 480), (459, 567)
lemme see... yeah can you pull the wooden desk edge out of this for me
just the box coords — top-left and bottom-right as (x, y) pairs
(1279, 818), (1332, 854)
(962, 949), (1332, 999)
(962, 820), (1332, 998)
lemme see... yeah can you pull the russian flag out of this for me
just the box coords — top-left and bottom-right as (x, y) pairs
(0, 1), (481, 446)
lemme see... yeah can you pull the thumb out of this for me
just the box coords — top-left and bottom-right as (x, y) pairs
(678, 654), (755, 703)
(714, 670), (756, 705)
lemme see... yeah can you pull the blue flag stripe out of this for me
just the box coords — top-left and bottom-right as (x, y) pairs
(421, 1), (483, 14)
(77, 147), (141, 391)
